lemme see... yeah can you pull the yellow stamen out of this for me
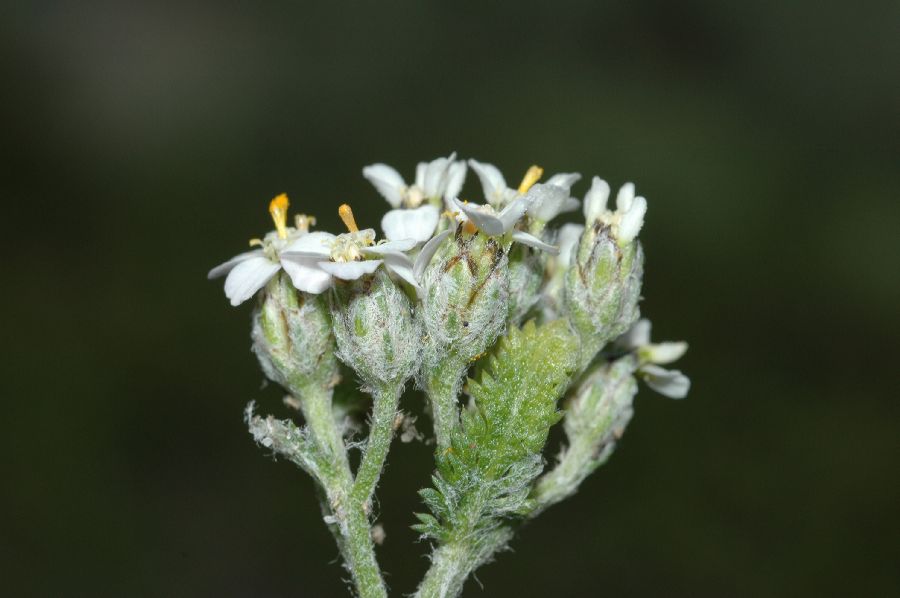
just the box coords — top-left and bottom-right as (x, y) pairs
(463, 220), (477, 234)
(517, 165), (544, 194)
(338, 204), (359, 233)
(248, 238), (263, 247)
(269, 193), (290, 239)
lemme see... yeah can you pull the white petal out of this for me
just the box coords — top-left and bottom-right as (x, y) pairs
(317, 260), (383, 280)
(423, 155), (451, 197)
(523, 183), (571, 222)
(467, 159), (507, 205)
(414, 162), (427, 189)
(452, 198), (505, 235)
(497, 197), (528, 232)
(444, 161), (467, 201)
(382, 252), (420, 290)
(511, 230), (559, 254)
(380, 205), (439, 243)
(363, 164), (406, 208)
(584, 176), (610, 223)
(414, 229), (451, 279)
(640, 364), (690, 399)
(545, 172), (582, 191)
(618, 319), (652, 350)
(557, 223), (584, 269)
(618, 196), (647, 244)
(280, 231), (335, 258)
(223, 257), (280, 306)
(208, 249), (264, 279)
(561, 197), (581, 213)
(644, 341), (688, 365)
(280, 258), (333, 294)
(616, 182), (636, 212)
(364, 238), (418, 254)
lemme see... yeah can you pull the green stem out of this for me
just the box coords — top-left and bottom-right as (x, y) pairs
(339, 497), (387, 598)
(425, 359), (465, 451)
(352, 383), (402, 505)
(289, 379), (387, 598)
(529, 358), (638, 517)
(292, 378), (350, 476)
(415, 528), (513, 598)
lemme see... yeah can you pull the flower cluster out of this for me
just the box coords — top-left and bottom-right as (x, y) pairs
(210, 153), (690, 598)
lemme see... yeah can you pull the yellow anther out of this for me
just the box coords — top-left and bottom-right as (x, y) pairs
(269, 193), (290, 239)
(338, 204), (359, 233)
(517, 165), (544, 194)
(248, 238), (263, 247)
(463, 220), (477, 235)
(295, 213), (316, 233)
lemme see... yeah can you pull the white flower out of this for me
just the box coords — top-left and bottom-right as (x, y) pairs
(363, 153), (466, 243)
(467, 159), (520, 207)
(208, 194), (331, 306)
(381, 205), (440, 244)
(449, 197), (559, 254)
(582, 177), (647, 245)
(522, 183), (581, 223)
(468, 159), (581, 220)
(281, 204), (445, 294)
(616, 319), (690, 399)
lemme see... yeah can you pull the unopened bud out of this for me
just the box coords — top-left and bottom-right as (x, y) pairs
(541, 223), (584, 320)
(564, 223), (644, 369)
(418, 225), (509, 367)
(506, 243), (543, 325)
(330, 270), (418, 389)
(251, 272), (338, 390)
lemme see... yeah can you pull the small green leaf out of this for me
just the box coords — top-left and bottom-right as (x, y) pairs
(416, 319), (578, 543)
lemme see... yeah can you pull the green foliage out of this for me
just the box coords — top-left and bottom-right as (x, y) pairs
(414, 320), (578, 543)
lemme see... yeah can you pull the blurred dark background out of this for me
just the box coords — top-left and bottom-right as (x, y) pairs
(3, 1), (898, 596)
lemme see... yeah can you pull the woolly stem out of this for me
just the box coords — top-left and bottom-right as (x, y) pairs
(415, 528), (513, 598)
(352, 383), (403, 506)
(424, 358), (465, 451)
(529, 358), (638, 516)
(288, 380), (387, 598)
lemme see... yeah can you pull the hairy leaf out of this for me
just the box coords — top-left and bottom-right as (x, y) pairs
(414, 320), (577, 542)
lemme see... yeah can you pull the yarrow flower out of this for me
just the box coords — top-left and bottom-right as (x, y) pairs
(582, 177), (647, 246)
(468, 159), (581, 217)
(207, 194), (330, 305)
(281, 204), (444, 293)
(616, 319), (690, 398)
(448, 162), (575, 254)
(363, 153), (466, 243)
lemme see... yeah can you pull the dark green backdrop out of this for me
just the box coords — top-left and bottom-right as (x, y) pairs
(3, 1), (898, 596)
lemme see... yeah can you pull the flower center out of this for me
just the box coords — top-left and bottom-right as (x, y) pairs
(332, 204), (374, 262)
(403, 185), (426, 208)
(248, 195), (316, 260)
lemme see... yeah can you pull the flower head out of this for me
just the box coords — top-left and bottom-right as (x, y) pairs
(208, 194), (330, 305)
(468, 159), (581, 214)
(282, 204), (443, 294)
(449, 196), (559, 254)
(583, 178), (647, 246)
(616, 319), (690, 398)
(363, 153), (466, 243)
